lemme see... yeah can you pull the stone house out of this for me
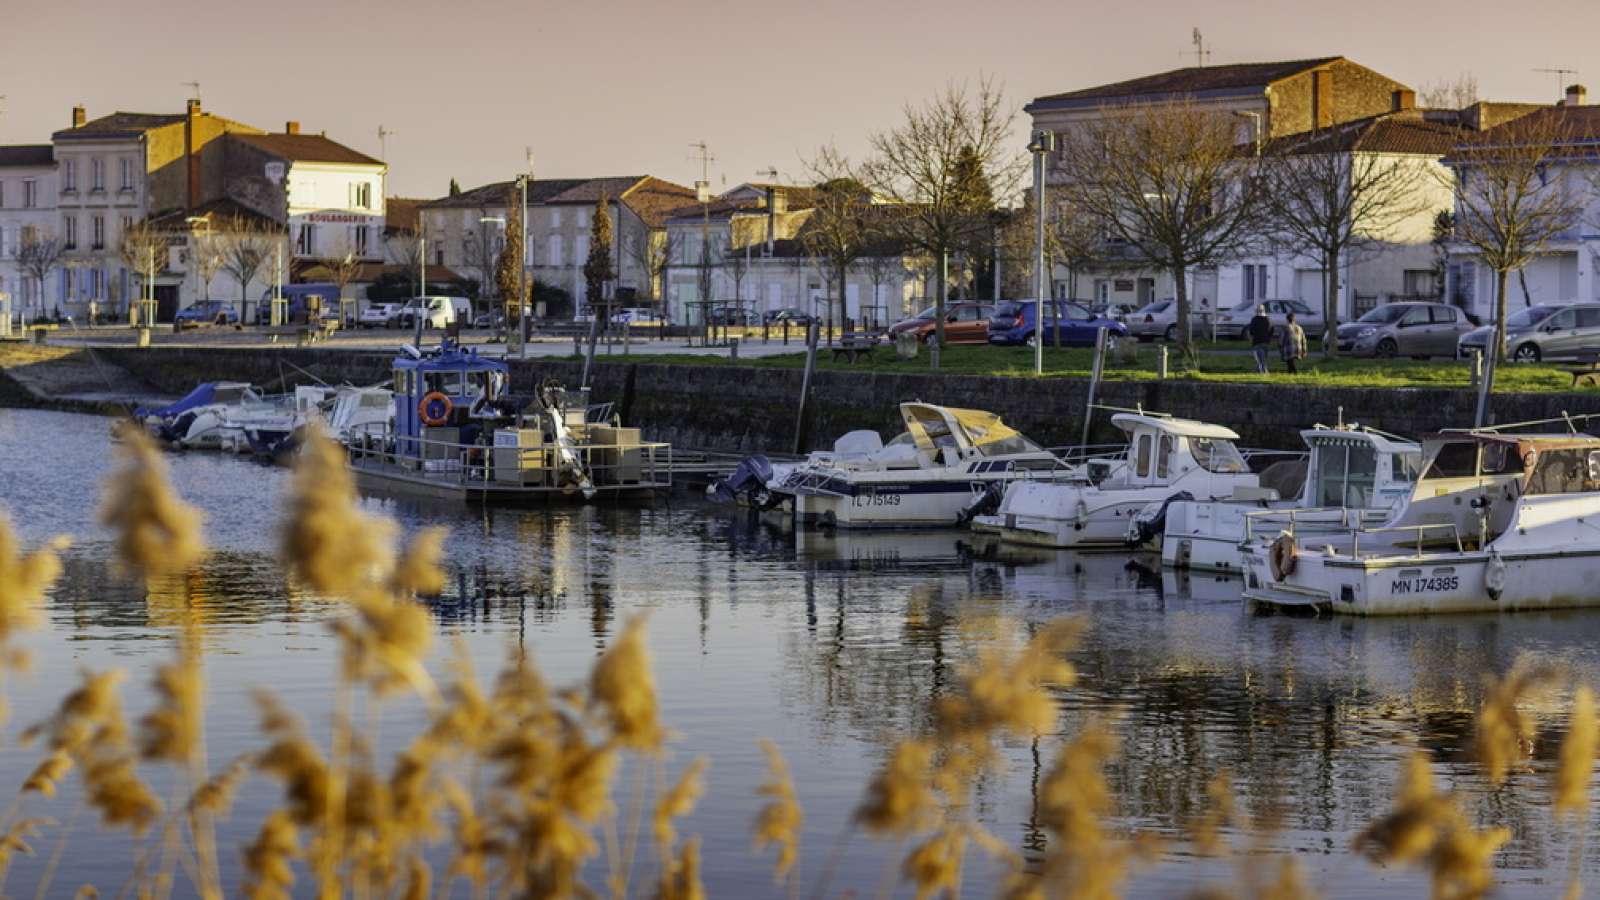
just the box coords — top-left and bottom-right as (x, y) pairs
(0, 145), (60, 318)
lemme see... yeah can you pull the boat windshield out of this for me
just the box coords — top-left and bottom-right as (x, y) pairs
(1312, 443), (1379, 507)
(424, 371), (467, 396)
(1524, 447), (1600, 495)
(1424, 441), (1478, 478)
(906, 410), (960, 451)
(977, 433), (1043, 457)
(1192, 438), (1246, 473)
(1392, 452), (1422, 483)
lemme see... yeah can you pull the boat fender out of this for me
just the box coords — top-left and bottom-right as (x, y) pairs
(1074, 498), (1090, 528)
(1269, 533), (1298, 581)
(419, 392), (453, 427)
(1485, 552), (1507, 600)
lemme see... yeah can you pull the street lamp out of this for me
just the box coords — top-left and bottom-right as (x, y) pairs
(1027, 129), (1056, 376)
(480, 214), (508, 345)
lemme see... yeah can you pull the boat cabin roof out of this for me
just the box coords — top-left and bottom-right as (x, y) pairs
(1422, 432), (1600, 495)
(897, 402), (1039, 456)
(1301, 427), (1418, 455)
(392, 345), (506, 376)
(1111, 413), (1239, 441)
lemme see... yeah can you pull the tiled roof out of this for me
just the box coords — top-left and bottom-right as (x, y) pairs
(0, 145), (53, 167)
(1445, 105), (1600, 163)
(52, 112), (186, 140)
(422, 176), (700, 227)
(383, 197), (427, 233)
(1031, 57), (1344, 107)
(759, 207), (919, 259)
(145, 198), (283, 230)
(662, 198), (765, 225)
(1265, 115), (1467, 156)
(618, 177), (699, 227)
(424, 178), (594, 209)
(230, 133), (383, 166)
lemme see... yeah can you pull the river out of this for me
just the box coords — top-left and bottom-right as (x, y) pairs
(0, 407), (1593, 898)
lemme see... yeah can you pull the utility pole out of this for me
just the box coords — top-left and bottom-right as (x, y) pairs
(1190, 28), (1211, 67)
(689, 140), (716, 345)
(520, 147), (532, 360)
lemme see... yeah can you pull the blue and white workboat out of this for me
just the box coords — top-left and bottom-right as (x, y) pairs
(777, 402), (1067, 528)
(346, 343), (671, 502)
(1243, 428), (1600, 615)
(1159, 425), (1421, 573)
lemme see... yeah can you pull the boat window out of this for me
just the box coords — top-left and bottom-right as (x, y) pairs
(977, 433), (1043, 457)
(1391, 452), (1421, 483)
(1424, 441), (1478, 478)
(425, 371), (466, 397)
(1192, 438), (1246, 473)
(907, 410), (960, 451)
(361, 393), (390, 409)
(1135, 434), (1152, 477)
(1480, 442), (1523, 475)
(1344, 446), (1378, 507)
(1524, 448), (1600, 495)
(1156, 434), (1173, 478)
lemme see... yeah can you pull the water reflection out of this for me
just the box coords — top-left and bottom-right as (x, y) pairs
(1, 409), (1597, 896)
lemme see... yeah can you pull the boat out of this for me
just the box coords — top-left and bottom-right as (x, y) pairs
(978, 412), (1268, 549)
(769, 402), (1070, 528)
(1158, 425), (1421, 573)
(345, 342), (671, 502)
(1242, 426), (1600, 615)
(706, 430), (884, 511)
(240, 385), (394, 463)
(135, 382), (262, 446)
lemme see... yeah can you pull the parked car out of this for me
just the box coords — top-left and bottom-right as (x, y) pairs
(764, 307), (814, 326)
(888, 302), (996, 345)
(1457, 302), (1600, 362)
(988, 300), (1128, 347)
(1090, 301), (1141, 322)
(1127, 300), (1178, 341)
(472, 310), (508, 330)
(254, 283), (342, 325)
(1214, 299), (1326, 340)
(396, 296), (473, 330)
(611, 307), (663, 325)
(359, 302), (404, 329)
(1335, 302), (1475, 358)
(706, 306), (757, 326)
(174, 300), (239, 328)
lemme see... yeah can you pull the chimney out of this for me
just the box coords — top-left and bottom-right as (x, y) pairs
(285, 121), (301, 135)
(71, 105), (86, 128)
(186, 97), (200, 115)
(1565, 84), (1588, 107)
(1392, 88), (1416, 112)
(1312, 69), (1334, 129)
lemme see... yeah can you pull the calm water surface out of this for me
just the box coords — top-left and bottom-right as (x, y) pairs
(0, 407), (1596, 897)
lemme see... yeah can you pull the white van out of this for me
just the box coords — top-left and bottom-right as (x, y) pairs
(397, 296), (473, 329)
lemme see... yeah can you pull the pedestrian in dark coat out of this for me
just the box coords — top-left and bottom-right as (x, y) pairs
(1247, 305), (1273, 373)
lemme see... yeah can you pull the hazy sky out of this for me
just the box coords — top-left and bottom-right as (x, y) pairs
(2, 0), (1593, 199)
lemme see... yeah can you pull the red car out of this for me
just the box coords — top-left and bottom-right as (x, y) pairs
(888, 303), (995, 345)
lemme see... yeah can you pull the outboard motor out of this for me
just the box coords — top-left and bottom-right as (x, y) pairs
(1126, 491), (1194, 547)
(957, 481), (1007, 525)
(707, 455), (776, 506)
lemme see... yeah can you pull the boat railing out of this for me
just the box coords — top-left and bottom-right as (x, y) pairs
(1243, 506), (1382, 542)
(345, 423), (673, 491)
(1350, 523), (1465, 558)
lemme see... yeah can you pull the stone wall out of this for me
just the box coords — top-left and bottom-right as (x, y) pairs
(90, 348), (1600, 453)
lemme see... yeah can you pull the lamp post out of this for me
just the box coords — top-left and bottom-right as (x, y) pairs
(1028, 129), (1056, 376)
(521, 149), (533, 360)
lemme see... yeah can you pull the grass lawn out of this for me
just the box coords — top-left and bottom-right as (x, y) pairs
(572, 342), (1595, 392)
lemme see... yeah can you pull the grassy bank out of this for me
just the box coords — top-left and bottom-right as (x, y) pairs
(575, 343), (1595, 392)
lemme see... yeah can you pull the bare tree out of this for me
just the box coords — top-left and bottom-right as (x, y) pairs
(720, 242), (751, 321)
(119, 219), (170, 327)
(461, 206), (498, 294)
(1418, 74), (1479, 110)
(15, 227), (66, 318)
(625, 229), (676, 309)
(801, 147), (877, 343)
(323, 232), (365, 325)
(190, 231), (225, 303)
(860, 251), (905, 328)
(1052, 201), (1103, 302)
(1448, 112), (1584, 360)
(1057, 99), (1271, 367)
(218, 218), (278, 322)
(863, 79), (1023, 352)
(1261, 123), (1436, 354)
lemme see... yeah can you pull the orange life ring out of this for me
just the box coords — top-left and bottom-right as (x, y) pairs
(1269, 533), (1298, 581)
(419, 391), (453, 427)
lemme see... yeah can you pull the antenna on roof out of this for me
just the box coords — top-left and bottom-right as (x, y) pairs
(687, 140), (716, 201)
(1190, 28), (1211, 68)
(182, 81), (201, 104)
(756, 166), (779, 183)
(1534, 67), (1579, 101)
(378, 125), (395, 161)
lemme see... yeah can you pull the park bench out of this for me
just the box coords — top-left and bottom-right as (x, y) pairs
(830, 332), (881, 363)
(1562, 349), (1600, 388)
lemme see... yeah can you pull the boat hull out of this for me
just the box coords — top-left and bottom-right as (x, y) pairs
(792, 480), (988, 528)
(351, 463), (665, 504)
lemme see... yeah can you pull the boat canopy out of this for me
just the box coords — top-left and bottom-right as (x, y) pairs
(1111, 413), (1239, 441)
(897, 403), (1041, 458)
(135, 381), (256, 420)
(1421, 432), (1600, 495)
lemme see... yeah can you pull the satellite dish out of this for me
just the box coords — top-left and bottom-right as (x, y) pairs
(264, 162), (286, 184)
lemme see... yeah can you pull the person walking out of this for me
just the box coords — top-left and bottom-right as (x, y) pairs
(1281, 311), (1308, 374)
(1247, 305), (1273, 374)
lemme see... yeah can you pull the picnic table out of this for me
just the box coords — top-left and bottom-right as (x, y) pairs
(1562, 349), (1600, 387)
(830, 331), (883, 363)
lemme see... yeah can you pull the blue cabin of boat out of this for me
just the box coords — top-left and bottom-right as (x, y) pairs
(391, 346), (509, 453)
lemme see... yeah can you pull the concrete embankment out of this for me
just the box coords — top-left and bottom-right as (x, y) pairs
(0, 344), (171, 415)
(10, 345), (1600, 451)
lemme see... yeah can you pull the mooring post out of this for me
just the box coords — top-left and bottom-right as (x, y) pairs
(1157, 345), (1168, 380)
(730, 338), (739, 361)
(793, 322), (819, 454)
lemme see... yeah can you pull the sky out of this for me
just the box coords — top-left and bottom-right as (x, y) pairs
(1, 0), (1594, 199)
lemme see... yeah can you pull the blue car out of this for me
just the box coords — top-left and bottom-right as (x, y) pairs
(987, 300), (1128, 347)
(173, 300), (239, 328)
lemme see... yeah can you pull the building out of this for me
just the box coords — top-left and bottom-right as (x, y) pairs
(1026, 57), (1433, 312)
(662, 186), (815, 323)
(0, 145), (60, 317)
(420, 176), (696, 316)
(1442, 86), (1600, 319)
(50, 101), (263, 318)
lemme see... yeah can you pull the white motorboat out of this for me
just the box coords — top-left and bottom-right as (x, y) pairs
(775, 403), (1069, 528)
(1242, 427), (1600, 615)
(1159, 425), (1421, 573)
(180, 386), (290, 451)
(705, 430), (887, 510)
(978, 412), (1267, 549)
(325, 385), (394, 445)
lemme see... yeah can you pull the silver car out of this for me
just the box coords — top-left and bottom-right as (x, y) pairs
(1214, 299), (1326, 340)
(1457, 303), (1600, 362)
(1127, 300), (1177, 341)
(1337, 302), (1475, 358)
